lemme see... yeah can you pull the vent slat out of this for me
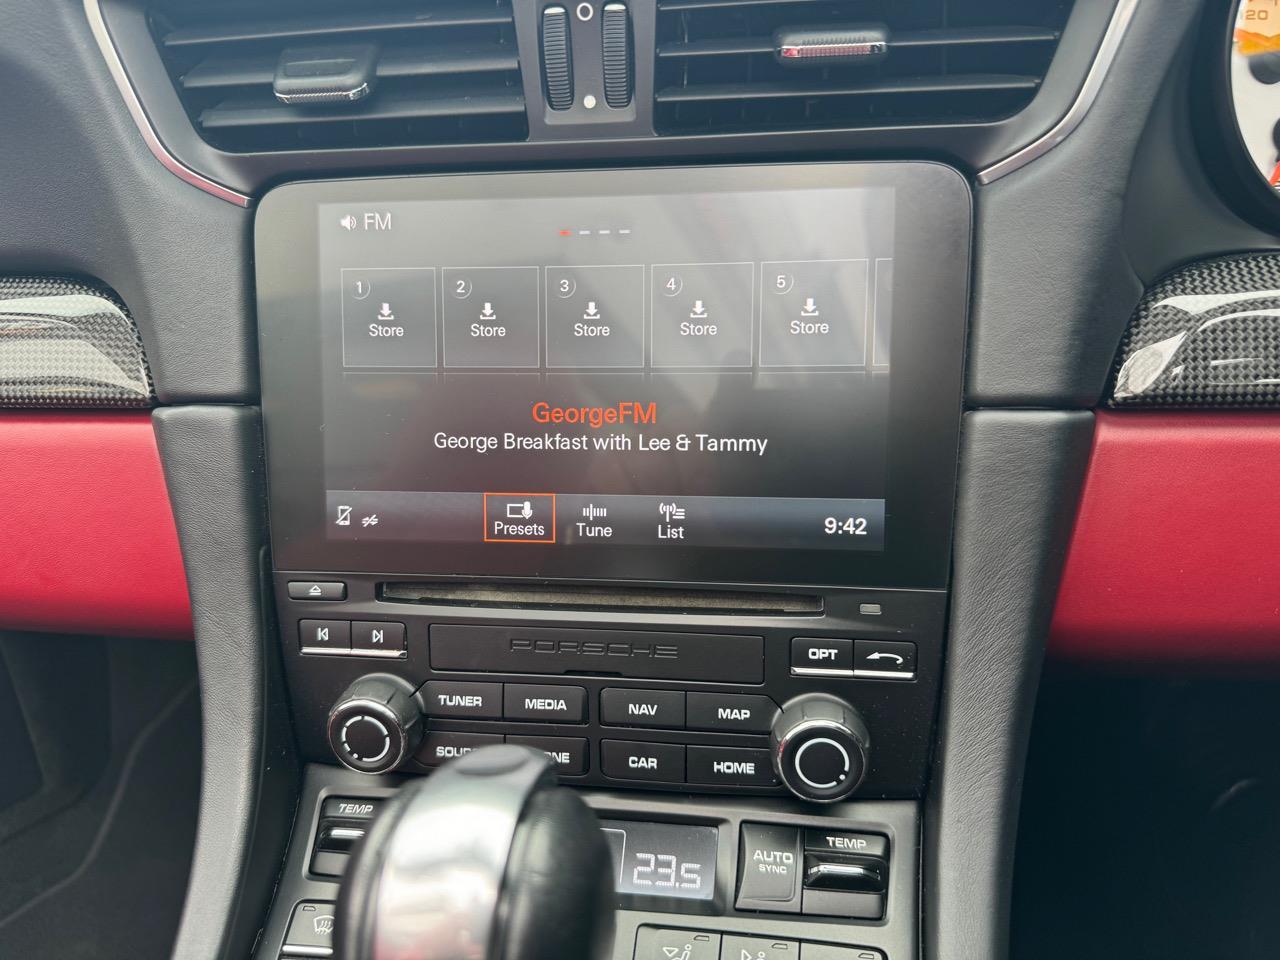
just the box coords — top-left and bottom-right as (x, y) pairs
(657, 74), (1041, 104)
(161, 3), (512, 48)
(183, 46), (521, 91)
(200, 87), (525, 130)
(653, 0), (1071, 135)
(657, 26), (1060, 59)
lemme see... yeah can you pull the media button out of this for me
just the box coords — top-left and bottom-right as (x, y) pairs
(546, 265), (644, 368)
(600, 688), (686, 728)
(504, 683), (587, 723)
(341, 267), (437, 368)
(651, 262), (754, 368)
(506, 735), (589, 775)
(760, 260), (869, 368)
(442, 266), (540, 368)
(422, 680), (503, 719)
(601, 740), (685, 783)
(483, 492), (556, 543)
(790, 637), (854, 676)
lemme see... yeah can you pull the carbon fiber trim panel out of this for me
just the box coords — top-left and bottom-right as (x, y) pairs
(1110, 253), (1280, 407)
(0, 277), (154, 408)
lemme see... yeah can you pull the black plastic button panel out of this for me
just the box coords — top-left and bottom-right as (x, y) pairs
(634, 928), (884, 960)
(790, 637), (916, 681)
(299, 619), (406, 658)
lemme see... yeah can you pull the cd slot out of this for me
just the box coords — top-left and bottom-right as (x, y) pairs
(378, 582), (822, 616)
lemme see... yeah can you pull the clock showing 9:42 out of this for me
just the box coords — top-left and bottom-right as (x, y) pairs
(600, 819), (719, 902)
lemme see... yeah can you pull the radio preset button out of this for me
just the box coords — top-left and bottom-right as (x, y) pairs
(600, 688), (685, 728)
(759, 259), (870, 368)
(601, 740), (685, 783)
(421, 680), (503, 719)
(790, 637), (854, 676)
(415, 730), (503, 766)
(545, 265), (645, 368)
(687, 746), (778, 787)
(506, 735), (589, 775)
(651, 262), (755, 368)
(504, 683), (587, 723)
(441, 266), (540, 368)
(686, 693), (778, 733)
(341, 267), (437, 369)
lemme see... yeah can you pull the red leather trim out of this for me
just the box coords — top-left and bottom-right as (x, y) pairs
(1050, 411), (1280, 663)
(0, 412), (192, 640)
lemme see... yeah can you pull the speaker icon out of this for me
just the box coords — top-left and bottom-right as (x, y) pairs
(339, 214), (358, 231)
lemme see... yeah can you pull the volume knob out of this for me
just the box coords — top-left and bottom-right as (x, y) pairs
(327, 675), (423, 774)
(771, 693), (870, 803)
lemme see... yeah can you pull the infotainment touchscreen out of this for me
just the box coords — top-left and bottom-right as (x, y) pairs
(257, 165), (970, 588)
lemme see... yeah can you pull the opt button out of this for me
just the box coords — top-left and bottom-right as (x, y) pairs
(791, 637), (853, 676)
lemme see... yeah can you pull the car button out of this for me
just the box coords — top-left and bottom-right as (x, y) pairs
(414, 730), (503, 766)
(600, 688), (685, 728)
(421, 680), (502, 719)
(686, 692), (778, 733)
(506, 735), (589, 775)
(736, 823), (801, 912)
(790, 637), (853, 675)
(282, 901), (336, 956)
(504, 684), (587, 723)
(687, 746), (778, 787)
(601, 740), (684, 783)
(852, 639), (917, 680)
(288, 581), (346, 601)
(299, 620), (350, 654)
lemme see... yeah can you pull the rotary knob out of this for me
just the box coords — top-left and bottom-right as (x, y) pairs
(327, 674), (423, 774)
(771, 693), (871, 803)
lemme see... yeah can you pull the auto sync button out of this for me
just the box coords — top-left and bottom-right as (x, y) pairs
(421, 680), (502, 719)
(600, 688), (686, 728)
(790, 637), (853, 675)
(504, 684), (587, 723)
(429, 624), (764, 683)
(601, 740), (685, 783)
(686, 692), (778, 733)
(736, 823), (802, 913)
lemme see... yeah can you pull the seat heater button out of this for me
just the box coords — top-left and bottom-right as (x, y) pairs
(720, 935), (799, 960)
(600, 688), (685, 728)
(504, 683), (587, 722)
(422, 680), (502, 719)
(635, 928), (721, 960)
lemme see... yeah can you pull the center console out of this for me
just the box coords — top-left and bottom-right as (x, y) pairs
(255, 162), (970, 960)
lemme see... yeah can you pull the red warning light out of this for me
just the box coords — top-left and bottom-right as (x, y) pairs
(559, 229), (573, 237)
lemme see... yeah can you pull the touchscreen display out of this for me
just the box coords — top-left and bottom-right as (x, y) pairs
(257, 165), (969, 588)
(318, 187), (894, 557)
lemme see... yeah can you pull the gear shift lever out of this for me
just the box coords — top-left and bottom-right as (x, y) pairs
(336, 745), (615, 960)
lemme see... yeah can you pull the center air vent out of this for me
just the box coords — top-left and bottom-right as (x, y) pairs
(654, 0), (1072, 135)
(149, 0), (528, 152)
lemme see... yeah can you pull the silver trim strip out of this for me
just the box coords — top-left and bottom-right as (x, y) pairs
(853, 669), (916, 681)
(791, 667), (855, 678)
(978, 0), (1141, 185)
(82, 0), (253, 208)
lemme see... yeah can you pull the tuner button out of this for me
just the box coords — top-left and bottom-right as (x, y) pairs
(771, 693), (870, 803)
(328, 675), (423, 774)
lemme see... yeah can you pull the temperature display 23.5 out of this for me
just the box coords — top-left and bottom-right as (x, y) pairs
(600, 819), (719, 902)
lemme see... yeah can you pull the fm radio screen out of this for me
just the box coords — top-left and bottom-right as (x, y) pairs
(317, 185), (895, 562)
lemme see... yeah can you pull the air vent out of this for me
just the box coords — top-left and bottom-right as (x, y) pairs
(654, 0), (1072, 135)
(149, 0), (528, 152)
